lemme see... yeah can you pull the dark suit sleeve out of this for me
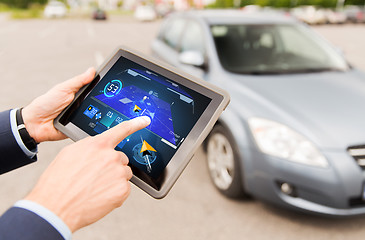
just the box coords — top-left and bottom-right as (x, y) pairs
(0, 111), (65, 239)
(0, 207), (64, 240)
(0, 110), (37, 174)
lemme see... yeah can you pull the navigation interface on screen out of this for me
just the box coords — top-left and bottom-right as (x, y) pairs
(68, 56), (211, 181)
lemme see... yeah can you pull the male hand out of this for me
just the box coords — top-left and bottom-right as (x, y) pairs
(22, 68), (96, 143)
(25, 116), (151, 232)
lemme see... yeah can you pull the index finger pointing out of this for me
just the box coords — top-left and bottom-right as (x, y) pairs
(98, 116), (151, 147)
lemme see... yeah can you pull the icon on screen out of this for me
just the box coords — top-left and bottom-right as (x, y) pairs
(133, 140), (157, 173)
(100, 111), (118, 128)
(95, 112), (102, 120)
(133, 105), (142, 113)
(83, 105), (99, 119)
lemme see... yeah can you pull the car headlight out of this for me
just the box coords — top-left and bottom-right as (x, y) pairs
(248, 118), (328, 168)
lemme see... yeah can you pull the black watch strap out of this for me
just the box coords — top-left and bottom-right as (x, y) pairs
(15, 108), (38, 151)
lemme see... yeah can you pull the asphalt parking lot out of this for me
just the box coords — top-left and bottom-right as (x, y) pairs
(1, 15), (365, 240)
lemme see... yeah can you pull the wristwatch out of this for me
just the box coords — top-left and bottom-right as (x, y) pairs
(16, 108), (38, 151)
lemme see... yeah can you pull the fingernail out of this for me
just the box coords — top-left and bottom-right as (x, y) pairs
(139, 116), (151, 125)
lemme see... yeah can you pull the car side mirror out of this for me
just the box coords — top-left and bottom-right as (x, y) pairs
(179, 51), (206, 69)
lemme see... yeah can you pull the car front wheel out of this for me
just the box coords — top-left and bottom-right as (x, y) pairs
(206, 125), (247, 199)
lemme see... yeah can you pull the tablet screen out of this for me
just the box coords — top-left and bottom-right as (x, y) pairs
(66, 56), (211, 189)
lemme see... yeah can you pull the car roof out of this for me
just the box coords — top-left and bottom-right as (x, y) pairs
(171, 10), (298, 25)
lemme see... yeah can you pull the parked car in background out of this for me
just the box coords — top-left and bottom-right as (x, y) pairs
(291, 6), (327, 24)
(134, 5), (157, 21)
(344, 5), (365, 23)
(44, 1), (67, 18)
(151, 10), (365, 216)
(155, 3), (173, 18)
(324, 9), (347, 24)
(92, 8), (107, 20)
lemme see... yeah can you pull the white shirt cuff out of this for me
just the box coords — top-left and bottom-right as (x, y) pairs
(14, 200), (72, 240)
(10, 108), (38, 158)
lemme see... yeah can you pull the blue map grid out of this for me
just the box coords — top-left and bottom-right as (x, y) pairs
(95, 85), (176, 145)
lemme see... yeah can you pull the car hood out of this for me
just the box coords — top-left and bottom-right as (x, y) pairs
(223, 70), (365, 150)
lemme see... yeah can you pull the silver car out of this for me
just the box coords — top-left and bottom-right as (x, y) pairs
(151, 10), (365, 216)
(44, 1), (67, 18)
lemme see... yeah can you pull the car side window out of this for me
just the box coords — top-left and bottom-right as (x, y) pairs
(278, 26), (327, 63)
(160, 18), (186, 49)
(180, 21), (205, 54)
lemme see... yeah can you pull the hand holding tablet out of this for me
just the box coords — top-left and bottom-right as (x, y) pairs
(26, 116), (150, 232)
(54, 47), (230, 198)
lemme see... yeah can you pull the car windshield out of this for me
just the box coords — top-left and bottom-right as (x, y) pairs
(211, 24), (349, 74)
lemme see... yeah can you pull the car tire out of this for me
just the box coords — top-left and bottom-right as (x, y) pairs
(205, 124), (248, 199)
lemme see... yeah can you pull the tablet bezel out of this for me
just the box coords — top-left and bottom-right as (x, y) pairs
(54, 46), (230, 199)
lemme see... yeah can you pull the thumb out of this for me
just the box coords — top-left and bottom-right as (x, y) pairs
(61, 67), (96, 93)
(97, 116), (151, 147)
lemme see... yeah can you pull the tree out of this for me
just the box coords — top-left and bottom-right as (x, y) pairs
(0, 0), (47, 8)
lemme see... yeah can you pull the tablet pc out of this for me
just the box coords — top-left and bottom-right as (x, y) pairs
(54, 46), (230, 199)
